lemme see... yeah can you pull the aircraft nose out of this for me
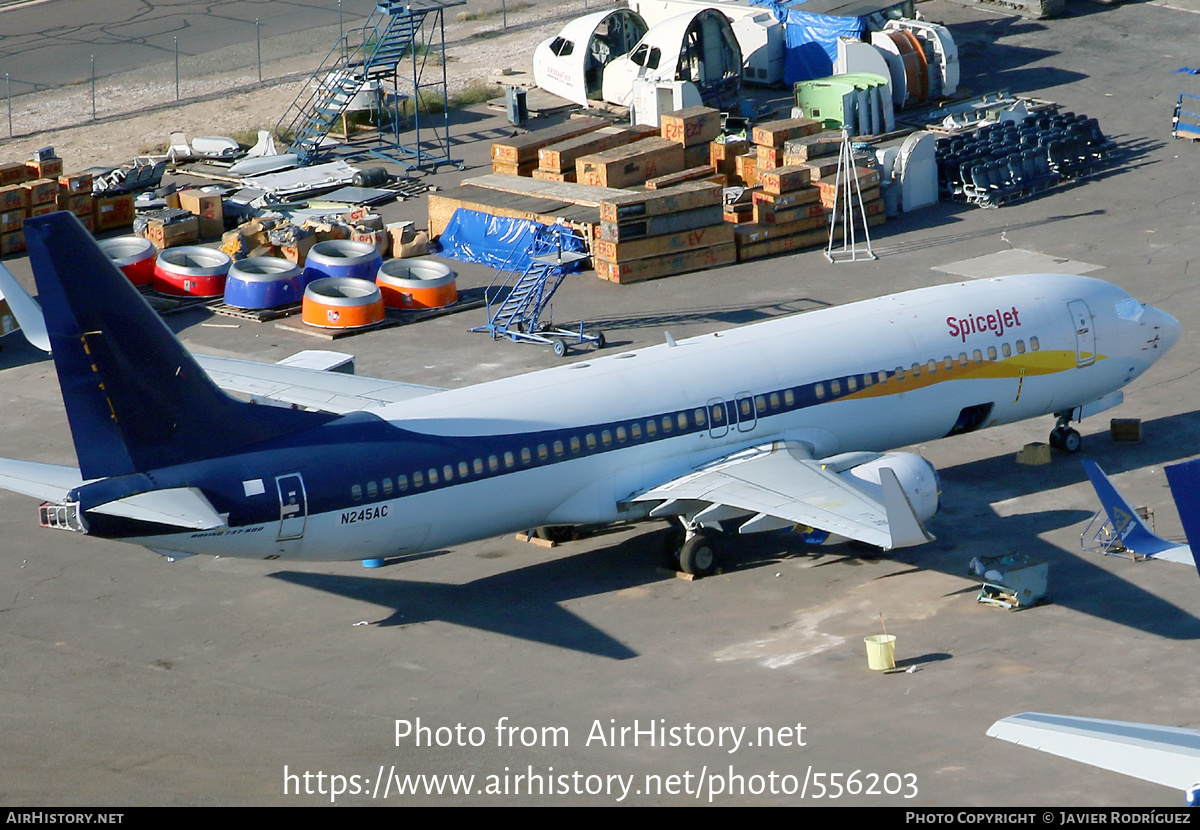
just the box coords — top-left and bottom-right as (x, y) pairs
(1146, 304), (1181, 355)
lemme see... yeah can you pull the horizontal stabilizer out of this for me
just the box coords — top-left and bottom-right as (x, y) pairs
(988, 712), (1200, 794)
(194, 354), (445, 414)
(89, 487), (228, 530)
(0, 458), (85, 501)
(0, 262), (49, 352)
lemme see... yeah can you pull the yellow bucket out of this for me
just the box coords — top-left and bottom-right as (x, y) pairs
(864, 634), (897, 671)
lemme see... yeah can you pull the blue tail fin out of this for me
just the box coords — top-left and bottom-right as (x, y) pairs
(1164, 460), (1200, 579)
(24, 212), (334, 479)
(1081, 459), (1181, 558)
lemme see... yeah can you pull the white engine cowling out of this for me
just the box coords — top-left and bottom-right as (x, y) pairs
(825, 451), (940, 524)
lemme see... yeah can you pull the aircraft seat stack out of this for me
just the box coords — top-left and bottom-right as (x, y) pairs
(936, 111), (1114, 208)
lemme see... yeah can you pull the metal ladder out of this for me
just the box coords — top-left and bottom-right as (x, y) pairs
(471, 225), (602, 357)
(276, 2), (427, 164)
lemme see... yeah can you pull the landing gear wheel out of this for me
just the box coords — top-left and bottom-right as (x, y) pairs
(678, 532), (718, 577)
(551, 338), (568, 358)
(1061, 427), (1082, 453)
(593, 331), (606, 350)
(535, 525), (573, 544)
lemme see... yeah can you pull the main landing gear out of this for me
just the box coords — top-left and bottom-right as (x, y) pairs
(666, 523), (722, 577)
(1049, 413), (1082, 453)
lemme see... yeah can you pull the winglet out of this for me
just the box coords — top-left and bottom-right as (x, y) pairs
(0, 261), (50, 352)
(880, 467), (935, 549)
(1164, 459), (1200, 579)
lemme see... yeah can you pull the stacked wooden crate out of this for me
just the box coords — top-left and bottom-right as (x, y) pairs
(490, 116), (610, 177)
(816, 165), (885, 229)
(736, 165), (828, 261)
(653, 106), (724, 187)
(593, 181), (733, 283)
(533, 125), (657, 183)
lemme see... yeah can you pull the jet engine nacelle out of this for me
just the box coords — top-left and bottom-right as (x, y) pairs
(826, 449), (940, 521)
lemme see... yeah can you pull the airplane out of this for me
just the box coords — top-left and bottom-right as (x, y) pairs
(1080, 459), (1200, 569)
(0, 212), (1180, 575)
(987, 712), (1200, 806)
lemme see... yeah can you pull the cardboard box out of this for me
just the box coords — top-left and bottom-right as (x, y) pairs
(26, 157), (63, 180)
(143, 215), (200, 249)
(92, 192), (135, 231)
(0, 163), (28, 186)
(177, 190), (225, 238)
(0, 184), (29, 212)
(0, 230), (25, 256)
(23, 178), (58, 206)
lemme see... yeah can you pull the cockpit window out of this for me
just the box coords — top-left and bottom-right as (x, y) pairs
(1115, 298), (1143, 321)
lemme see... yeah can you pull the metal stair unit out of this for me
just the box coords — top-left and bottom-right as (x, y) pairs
(471, 224), (603, 357)
(276, 0), (464, 171)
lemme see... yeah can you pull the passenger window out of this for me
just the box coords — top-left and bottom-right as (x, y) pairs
(398, 475), (408, 492)
(863, 373), (873, 388)
(738, 401), (750, 418)
(367, 481), (378, 498)
(711, 404), (724, 422)
(443, 465), (453, 482)
(1002, 343), (1012, 358)
(927, 360), (937, 374)
(646, 420), (657, 437)
(537, 444), (548, 461)
(878, 371), (887, 384)
(570, 437), (581, 453)
(662, 415), (673, 433)
(831, 379), (842, 395)
(894, 367), (905, 380)
(553, 441), (564, 457)
(815, 383), (825, 399)
(973, 349), (983, 364)
(601, 430), (612, 447)
(488, 455), (499, 472)
(847, 376), (857, 392)
(473, 459), (484, 475)
(459, 461), (469, 478)
(784, 389), (795, 407)
(944, 356), (953, 370)
(504, 452), (515, 468)
(755, 395), (766, 414)
(413, 471), (424, 488)
(1030, 336), (1040, 351)
(677, 412), (688, 430)
(616, 426), (627, 443)
(987, 346), (998, 361)
(769, 393), (780, 409)
(694, 408), (707, 426)
(586, 434), (597, 449)
(383, 478), (393, 495)
(1016, 340), (1026, 355)
(631, 423), (642, 440)
(520, 448), (531, 464)
(352, 484), (362, 501)
(959, 352), (968, 367)
(428, 469), (439, 485)
(911, 363), (922, 377)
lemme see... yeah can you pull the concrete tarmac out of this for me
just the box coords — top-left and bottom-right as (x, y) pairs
(2, 0), (1200, 807)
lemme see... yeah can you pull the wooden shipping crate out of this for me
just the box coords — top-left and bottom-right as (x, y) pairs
(660, 106), (721, 147)
(751, 117), (822, 148)
(736, 227), (828, 261)
(645, 165), (721, 190)
(759, 165), (812, 195)
(26, 157), (63, 180)
(820, 184), (881, 208)
(753, 200), (827, 226)
(594, 223), (734, 263)
(0, 163), (28, 187)
(752, 186), (821, 210)
(0, 229), (24, 256)
(531, 168), (576, 183)
(492, 159), (538, 177)
(599, 206), (723, 243)
(595, 242), (736, 284)
(538, 126), (640, 173)
(0, 184), (29, 212)
(491, 116), (609, 165)
(733, 153), (758, 188)
(709, 139), (749, 176)
(598, 181), (722, 223)
(734, 216), (827, 246)
(57, 172), (93, 195)
(576, 138), (686, 189)
(0, 208), (23, 234)
(782, 131), (843, 163)
(55, 191), (93, 218)
(143, 216), (200, 250)
(178, 190), (225, 238)
(23, 178), (57, 206)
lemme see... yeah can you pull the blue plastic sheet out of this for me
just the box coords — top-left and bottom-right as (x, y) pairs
(436, 210), (587, 273)
(750, 0), (868, 84)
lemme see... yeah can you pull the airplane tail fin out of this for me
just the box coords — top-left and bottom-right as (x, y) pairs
(0, 261), (50, 352)
(1082, 459), (1192, 565)
(23, 212), (334, 480)
(1164, 460), (1200, 579)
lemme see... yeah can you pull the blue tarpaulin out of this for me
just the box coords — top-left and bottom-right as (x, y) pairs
(436, 210), (587, 273)
(750, 0), (867, 84)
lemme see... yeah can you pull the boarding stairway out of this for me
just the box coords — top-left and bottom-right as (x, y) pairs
(1173, 93), (1200, 142)
(472, 225), (602, 357)
(277, 1), (460, 168)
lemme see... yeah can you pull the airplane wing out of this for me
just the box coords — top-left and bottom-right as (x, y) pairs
(630, 441), (934, 550)
(191, 354), (445, 414)
(988, 712), (1200, 802)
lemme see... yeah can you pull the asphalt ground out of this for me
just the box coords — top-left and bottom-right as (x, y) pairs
(2, 0), (1200, 807)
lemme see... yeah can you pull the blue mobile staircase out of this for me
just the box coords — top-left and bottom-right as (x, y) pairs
(471, 224), (603, 357)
